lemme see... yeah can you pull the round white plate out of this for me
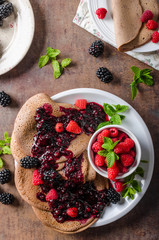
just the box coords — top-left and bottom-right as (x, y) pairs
(0, 0), (35, 75)
(52, 88), (154, 227)
(88, 0), (159, 53)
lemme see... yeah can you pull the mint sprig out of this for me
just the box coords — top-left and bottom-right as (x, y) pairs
(0, 132), (12, 168)
(97, 103), (129, 130)
(38, 47), (71, 79)
(130, 66), (154, 100)
(121, 167), (144, 199)
(98, 137), (119, 168)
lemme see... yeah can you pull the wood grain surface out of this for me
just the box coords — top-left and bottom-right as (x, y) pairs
(0, 1), (159, 239)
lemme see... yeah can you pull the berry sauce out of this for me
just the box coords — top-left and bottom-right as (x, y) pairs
(32, 102), (108, 223)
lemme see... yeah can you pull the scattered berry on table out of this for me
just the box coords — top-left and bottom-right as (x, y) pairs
(46, 189), (58, 201)
(120, 154), (134, 167)
(96, 8), (107, 19)
(106, 188), (120, 204)
(96, 67), (113, 83)
(146, 20), (158, 30)
(0, 2), (13, 19)
(95, 154), (105, 167)
(75, 99), (87, 109)
(0, 192), (14, 205)
(109, 128), (118, 138)
(55, 123), (64, 133)
(107, 165), (119, 180)
(32, 169), (44, 186)
(92, 141), (102, 153)
(66, 207), (78, 218)
(89, 40), (104, 58)
(115, 181), (126, 192)
(0, 91), (11, 107)
(97, 129), (110, 143)
(66, 120), (81, 134)
(0, 169), (11, 184)
(20, 156), (40, 169)
(140, 10), (153, 23)
(152, 31), (159, 43)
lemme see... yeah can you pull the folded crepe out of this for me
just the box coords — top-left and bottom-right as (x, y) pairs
(112, 0), (159, 52)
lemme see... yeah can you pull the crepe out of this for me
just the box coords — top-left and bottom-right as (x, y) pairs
(112, 0), (159, 51)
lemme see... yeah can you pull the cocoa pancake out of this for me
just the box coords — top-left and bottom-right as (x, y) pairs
(11, 93), (91, 164)
(86, 158), (96, 182)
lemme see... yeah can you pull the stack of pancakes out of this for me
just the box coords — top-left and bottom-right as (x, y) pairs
(11, 93), (109, 234)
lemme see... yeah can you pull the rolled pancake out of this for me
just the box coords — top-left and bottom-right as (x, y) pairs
(11, 93), (91, 164)
(112, 0), (159, 51)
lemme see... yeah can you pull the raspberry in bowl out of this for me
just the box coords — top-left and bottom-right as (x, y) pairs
(88, 125), (141, 181)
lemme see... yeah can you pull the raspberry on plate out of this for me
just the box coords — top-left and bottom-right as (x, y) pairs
(46, 189), (58, 201)
(115, 181), (126, 192)
(92, 141), (102, 153)
(97, 129), (110, 143)
(152, 31), (159, 43)
(146, 20), (158, 30)
(96, 8), (107, 19)
(66, 120), (81, 134)
(120, 154), (134, 167)
(140, 10), (153, 23)
(55, 123), (64, 133)
(107, 164), (119, 180)
(66, 207), (78, 218)
(32, 170), (44, 186)
(75, 99), (87, 109)
(95, 154), (105, 167)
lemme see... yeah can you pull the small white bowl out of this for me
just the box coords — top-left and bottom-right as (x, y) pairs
(88, 125), (141, 179)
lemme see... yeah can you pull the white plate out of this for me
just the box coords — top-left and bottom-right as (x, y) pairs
(52, 88), (154, 227)
(0, 0), (35, 75)
(88, 0), (159, 53)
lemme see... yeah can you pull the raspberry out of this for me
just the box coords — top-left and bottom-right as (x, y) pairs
(55, 123), (64, 133)
(109, 128), (118, 137)
(114, 142), (130, 154)
(124, 138), (134, 149)
(116, 161), (128, 173)
(32, 170), (44, 186)
(118, 132), (128, 142)
(115, 182), (126, 192)
(66, 120), (81, 134)
(97, 129), (110, 143)
(146, 20), (158, 30)
(46, 189), (58, 201)
(120, 154), (134, 167)
(129, 150), (136, 158)
(96, 8), (107, 19)
(105, 115), (109, 121)
(152, 31), (159, 43)
(114, 145), (124, 155)
(94, 154), (105, 167)
(92, 141), (102, 153)
(112, 138), (118, 143)
(107, 165), (119, 180)
(75, 99), (87, 109)
(140, 10), (153, 23)
(66, 207), (78, 218)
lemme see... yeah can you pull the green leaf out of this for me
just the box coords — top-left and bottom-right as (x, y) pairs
(0, 157), (3, 168)
(97, 150), (108, 157)
(140, 69), (152, 76)
(113, 104), (129, 113)
(61, 58), (71, 68)
(96, 121), (111, 130)
(141, 160), (148, 163)
(102, 137), (114, 151)
(121, 188), (129, 198)
(131, 180), (141, 192)
(2, 146), (12, 155)
(135, 167), (144, 178)
(106, 151), (116, 168)
(103, 137), (113, 145)
(47, 47), (61, 58)
(0, 140), (6, 147)
(129, 187), (136, 195)
(119, 115), (125, 120)
(103, 104), (116, 117)
(112, 140), (120, 149)
(115, 154), (119, 160)
(52, 60), (62, 79)
(141, 76), (154, 86)
(110, 114), (121, 125)
(4, 132), (9, 140)
(131, 66), (141, 78)
(131, 81), (137, 100)
(38, 55), (49, 68)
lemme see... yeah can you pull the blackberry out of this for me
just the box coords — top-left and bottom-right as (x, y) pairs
(0, 169), (11, 184)
(89, 40), (104, 57)
(20, 156), (40, 169)
(96, 67), (113, 83)
(106, 188), (120, 204)
(0, 91), (11, 107)
(0, 0), (5, 5)
(0, 2), (13, 19)
(0, 192), (14, 205)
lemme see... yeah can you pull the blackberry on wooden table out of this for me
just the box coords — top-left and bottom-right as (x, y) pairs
(96, 67), (113, 83)
(0, 169), (11, 184)
(0, 91), (11, 107)
(89, 40), (104, 57)
(0, 192), (14, 205)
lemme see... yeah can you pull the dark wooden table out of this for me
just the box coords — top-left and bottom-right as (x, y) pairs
(0, 1), (159, 239)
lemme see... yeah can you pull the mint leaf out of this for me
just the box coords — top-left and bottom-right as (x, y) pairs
(102, 137), (114, 151)
(98, 150), (108, 157)
(131, 180), (141, 192)
(2, 146), (12, 155)
(38, 55), (49, 68)
(110, 114), (121, 125)
(106, 151), (116, 168)
(141, 76), (154, 86)
(0, 157), (3, 168)
(129, 187), (136, 195)
(52, 60), (62, 79)
(131, 81), (137, 100)
(115, 153), (119, 160)
(113, 104), (129, 113)
(103, 103), (116, 117)
(140, 69), (152, 76)
(112, 140), (120, 149)
(135, 167), (144, 178)
(47, 47), (60, 58)
(103, 137), (113, 145)
(119, 115), (125, 120)
(0, 140), (6, 147)
(61, 58), (71, 68)
(96, 121), (111, 130)
(141, 160), (148, 163)
(131, 66), (140, 78)
(121, 187), (129, 198)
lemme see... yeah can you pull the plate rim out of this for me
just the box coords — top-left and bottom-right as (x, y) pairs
(51, 88), (154, 227)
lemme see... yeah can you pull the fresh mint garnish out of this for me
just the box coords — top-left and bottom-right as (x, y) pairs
(38, 47), (71, 79)
(0, 157), (3, 168)
(96, 103), (129, 130)
(0, 132), (12, 168)
(130, 66), (154, 100)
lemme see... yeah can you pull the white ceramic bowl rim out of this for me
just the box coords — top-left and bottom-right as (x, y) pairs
(88, 125), (142, 179)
